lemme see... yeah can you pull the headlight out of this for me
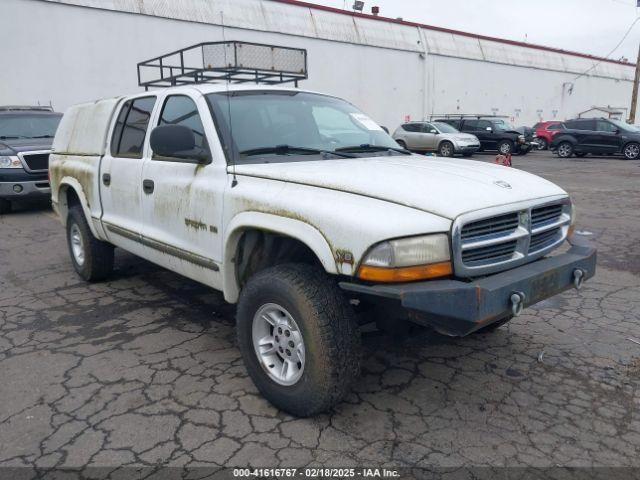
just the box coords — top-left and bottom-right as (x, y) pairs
(518, 135), (526, 144)
(357, 234), (452, 282)
(0, 156), (22, 168)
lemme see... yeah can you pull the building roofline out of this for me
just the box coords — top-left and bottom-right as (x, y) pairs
(273, 0), (635, 68)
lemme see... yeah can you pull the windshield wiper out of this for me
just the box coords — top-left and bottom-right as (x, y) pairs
(0, 135), (30, 140)
(32, 135), (54, 139)
(239, 145), (355, 158)
(335, 144), (411, 155)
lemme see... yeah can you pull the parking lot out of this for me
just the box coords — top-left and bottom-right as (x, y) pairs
(1, 151), (639, 473)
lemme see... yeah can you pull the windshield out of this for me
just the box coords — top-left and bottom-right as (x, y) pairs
(0, 114), (62, 139)
(206, 91), (403, 163)
(608, 119), (638, 132)
(432, 122), (459, 133)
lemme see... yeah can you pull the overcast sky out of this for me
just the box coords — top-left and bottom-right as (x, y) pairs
(307, 0), (640, 62)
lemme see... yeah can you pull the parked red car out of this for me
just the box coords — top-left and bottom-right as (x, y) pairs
(533, 121), (564, 150)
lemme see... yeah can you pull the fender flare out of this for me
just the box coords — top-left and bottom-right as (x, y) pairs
(222, 211), (337, 303)
(56, 177), (100, 238)
(552, 135), (578, 147)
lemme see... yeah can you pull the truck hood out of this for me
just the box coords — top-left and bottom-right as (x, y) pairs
(232, 156), (567, 220)
(0, 137), (53, 155)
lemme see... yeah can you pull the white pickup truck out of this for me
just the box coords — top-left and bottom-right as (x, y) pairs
(50, 85), (596, 416)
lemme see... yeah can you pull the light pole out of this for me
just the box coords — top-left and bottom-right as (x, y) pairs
(630, 42), (640, 123)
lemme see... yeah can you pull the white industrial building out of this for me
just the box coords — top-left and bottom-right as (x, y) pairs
(3, 0), (638, 128)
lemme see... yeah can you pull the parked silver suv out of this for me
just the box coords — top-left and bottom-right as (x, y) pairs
(393, 121), (480, 157)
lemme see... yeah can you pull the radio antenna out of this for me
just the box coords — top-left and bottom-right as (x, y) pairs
(221, 11), (238, 187)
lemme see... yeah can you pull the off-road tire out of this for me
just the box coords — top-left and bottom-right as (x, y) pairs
(475, 315), (514, 334)
(497, 140), (514, 155)
(438, 141), (454, 157)
(66, 205), (114, 281)
(623, 142), (640, 160)
(237, 263), (361, 417)
(0, 198), (11, 215)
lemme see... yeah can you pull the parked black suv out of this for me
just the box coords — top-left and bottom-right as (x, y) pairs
(434, 117), (532, 155)
(0, 106), (62, 214)
(550, 118), (640, 160)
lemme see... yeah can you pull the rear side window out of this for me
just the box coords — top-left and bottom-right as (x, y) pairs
(158, 95), (208, 151)
(402, 123), (421, 132)
(566, 120), (594, 131)
(548, 123), (562, 131)
(111, 97), (156, 158)
(461, 120), (477, 130)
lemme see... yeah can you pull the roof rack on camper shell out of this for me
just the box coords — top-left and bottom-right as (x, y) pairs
(137, 41), (308, 90)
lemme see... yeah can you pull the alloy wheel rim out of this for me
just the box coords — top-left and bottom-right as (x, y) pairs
(252, 303), (305, 386)
(500, 144), (511, 154)
(625, 144), (639, 159)
(70, 223), (85, 266)
(441, 144), (452, 156)
(559, 144), (571, 157)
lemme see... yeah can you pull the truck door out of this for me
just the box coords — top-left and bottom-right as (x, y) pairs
(100, 95), (156, 258)
(140, 93), (226, 289)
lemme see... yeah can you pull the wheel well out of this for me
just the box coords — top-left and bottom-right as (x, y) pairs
(235, 230), (323, 288)
(58, 185), (81, 223)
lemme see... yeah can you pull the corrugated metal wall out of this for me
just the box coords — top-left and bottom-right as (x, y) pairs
(2, 0), (637, 127)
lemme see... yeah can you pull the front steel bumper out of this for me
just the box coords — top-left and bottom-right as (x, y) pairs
(340, 238), (596, 337)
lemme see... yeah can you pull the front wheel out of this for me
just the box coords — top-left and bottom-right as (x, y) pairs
(237, 264), (361, 417)
(556, 142), (574, 158)
(66, 206), (114, 281)
(623, 142), (640, 160)
(437, 141), (455, 157)
(497, 140), (514, 155)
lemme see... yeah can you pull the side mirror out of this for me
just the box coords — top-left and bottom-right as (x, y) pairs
(486, 126), (493, 132)
(614, 128), (621, 134)
(430, 129), (438, 134)
(150, 125), (209, 163)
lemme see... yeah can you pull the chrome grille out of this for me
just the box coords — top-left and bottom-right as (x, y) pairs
(453, 199), (571, 277)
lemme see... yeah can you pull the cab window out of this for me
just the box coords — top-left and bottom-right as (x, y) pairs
(111, 97), (156, 158)
(402, 123), (421, 132)
(157, 95), (208, 151)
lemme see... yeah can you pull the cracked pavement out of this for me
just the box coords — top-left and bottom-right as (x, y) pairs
(0, 152), (639, 475)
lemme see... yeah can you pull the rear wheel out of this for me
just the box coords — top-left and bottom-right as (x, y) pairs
(66, 205), (114, 281)
(623, 142), (640, 160)
(497, 140), (514, 155)
(0, 198), (11, 215)
(438, 141), (454, 157)
(237, 264), (361, 417)
(557, 142), (573, 158)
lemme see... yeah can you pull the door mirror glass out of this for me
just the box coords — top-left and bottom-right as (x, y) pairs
(150, 125), (209, 163)
(486, 126), (493, 132)
(430, 129), (438, 134)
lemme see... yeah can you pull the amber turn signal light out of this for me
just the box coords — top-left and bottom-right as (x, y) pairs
(357, 261), (453, 283)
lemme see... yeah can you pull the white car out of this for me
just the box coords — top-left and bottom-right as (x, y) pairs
(393, 121), (480, 157)
(49, 84), (596, 416)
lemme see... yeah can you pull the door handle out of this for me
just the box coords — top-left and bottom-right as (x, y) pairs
(142, 179), (154, 194)
(102, 173), (111, 186)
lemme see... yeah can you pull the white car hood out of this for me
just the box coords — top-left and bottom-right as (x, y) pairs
(231, 156), (567, 220)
